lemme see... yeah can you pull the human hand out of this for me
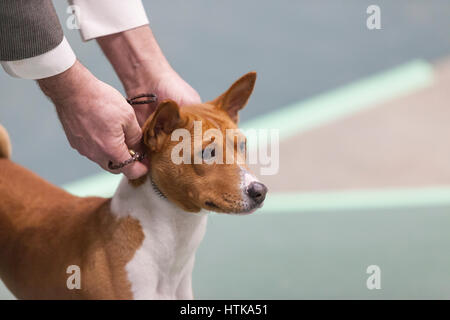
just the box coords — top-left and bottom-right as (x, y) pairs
(38, 61), (148, 179)
(97, 26), (201, 126)
(126, 68), (201, 125)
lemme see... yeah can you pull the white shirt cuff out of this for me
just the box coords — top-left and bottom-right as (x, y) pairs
(0, 37), (76, 80)
(71, 0), (149, 41)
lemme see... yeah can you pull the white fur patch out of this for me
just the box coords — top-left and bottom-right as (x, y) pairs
(237, 166), (262, 213)
(239, 166), (260, 191)
(111, 177), (207, 300)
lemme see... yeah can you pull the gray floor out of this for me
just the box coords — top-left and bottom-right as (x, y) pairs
(2, 205), (450, 300)
(1, 0), (450, 185)
(194, 206), (450, 299)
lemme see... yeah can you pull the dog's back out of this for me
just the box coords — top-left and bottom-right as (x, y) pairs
(0, 124), (83, 237)
(0, 125), (135, 299)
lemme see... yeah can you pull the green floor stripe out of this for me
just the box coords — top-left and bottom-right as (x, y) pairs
(259, 187), (450, 213)
(63, 176), (450, 213)
(242, 59), (434, 140)
(63, 172), (122, 198)
(62, 59), (437, 209)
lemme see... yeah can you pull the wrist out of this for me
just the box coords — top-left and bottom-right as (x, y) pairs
(97, 25), (173, 93)
(37, 60), (94, 102)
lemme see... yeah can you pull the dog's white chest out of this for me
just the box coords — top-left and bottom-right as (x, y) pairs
(125, 232), (198, 300)
(111, 177), (207, 300)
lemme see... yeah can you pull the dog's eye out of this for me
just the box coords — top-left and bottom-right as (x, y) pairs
(239, 141), (246, 153)
(202, 146), (216, 160)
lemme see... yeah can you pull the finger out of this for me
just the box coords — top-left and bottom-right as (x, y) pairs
(179, 90), (201, 107)
(135, 105), (157, 127)
(121, 160), (148, 180)
(109, 145), (148, 179)
(123, 111), (145, 153)
(103, 112), (148, 179)
(122, 111), (150, 176)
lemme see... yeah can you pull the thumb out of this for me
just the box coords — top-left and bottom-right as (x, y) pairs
(123, 111), (145, 153)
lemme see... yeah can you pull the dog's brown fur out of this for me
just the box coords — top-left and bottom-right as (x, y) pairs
(0, 159), (144, 299)
(141, 72), (257, 213)
(0, 72), (258, 299)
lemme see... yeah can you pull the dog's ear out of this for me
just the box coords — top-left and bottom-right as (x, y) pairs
(142, 100), (181, 152)
(210, 72), (256, 123)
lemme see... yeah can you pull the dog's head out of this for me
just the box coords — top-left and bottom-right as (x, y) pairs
(140, 72), (267, 214)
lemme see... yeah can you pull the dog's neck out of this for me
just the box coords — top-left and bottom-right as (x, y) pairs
(111, 176), (208, 299)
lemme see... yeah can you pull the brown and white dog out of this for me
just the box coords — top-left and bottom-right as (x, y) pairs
(0, 72), (267, 299)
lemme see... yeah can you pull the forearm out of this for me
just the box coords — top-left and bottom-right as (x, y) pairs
(37, 60), (91, 102)
(97, 21), (200, 123)
(97, 26), (171, 94)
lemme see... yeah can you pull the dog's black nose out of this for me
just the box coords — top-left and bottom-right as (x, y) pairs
(247, 182), (268, 204)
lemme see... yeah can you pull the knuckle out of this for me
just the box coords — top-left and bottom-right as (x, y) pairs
(95, 140), (120, 159)
(98, 144), (113, 157)
(128, 132), (142, 146)
(123, 109), (136, 123)
(74, 145), (87, 157)
(107, 147), (128, 164)
(68, 140), (77, 149)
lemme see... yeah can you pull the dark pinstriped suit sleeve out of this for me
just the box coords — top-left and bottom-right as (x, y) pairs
(0, 0), (64, 61)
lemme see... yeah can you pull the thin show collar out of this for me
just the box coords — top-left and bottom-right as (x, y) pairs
(127, 93), (166, 200)
(149, 176), (167, 200)
(127, 94), (166, 201)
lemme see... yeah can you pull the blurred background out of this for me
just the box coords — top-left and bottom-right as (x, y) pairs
(1, 0), (450, 299)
